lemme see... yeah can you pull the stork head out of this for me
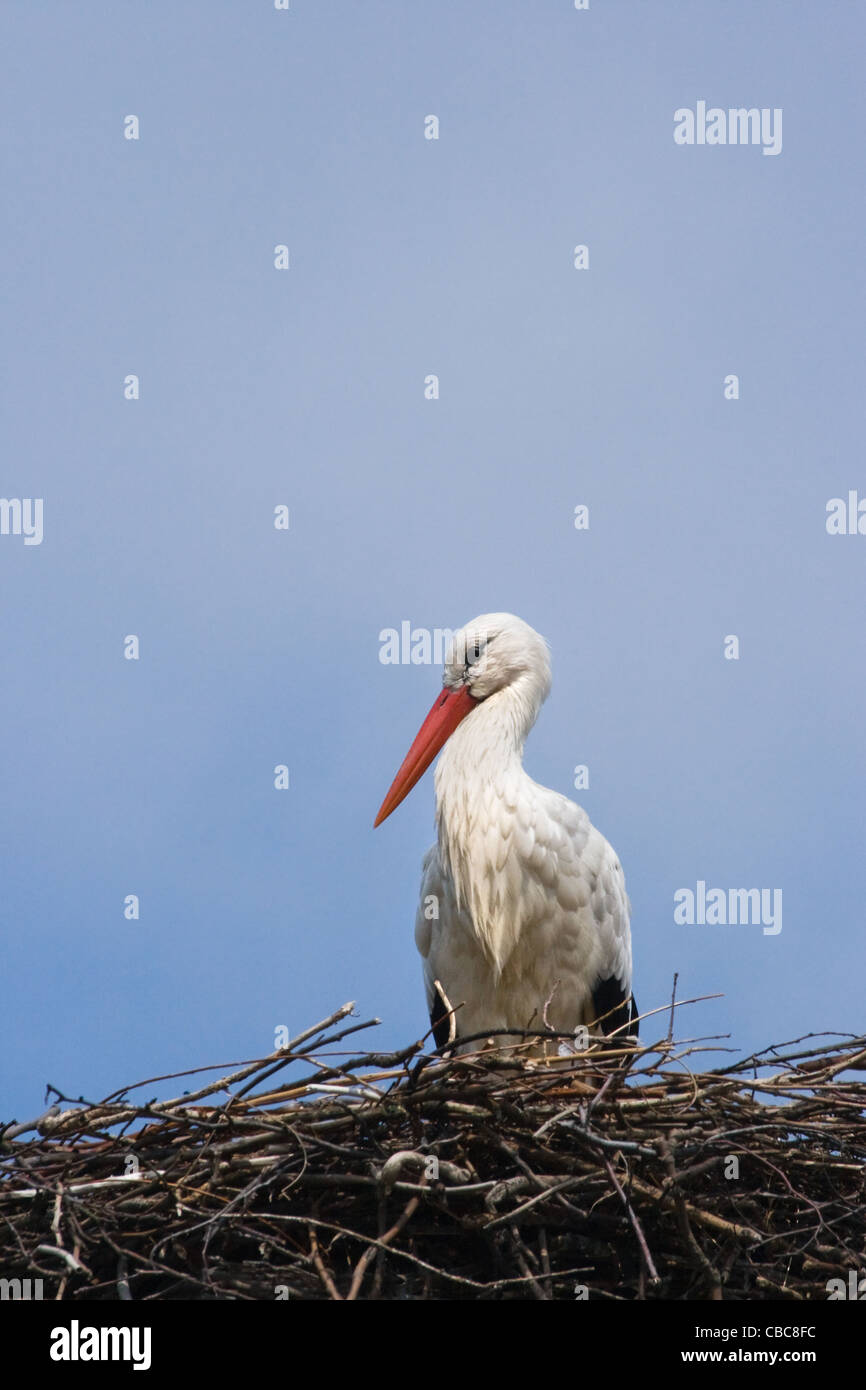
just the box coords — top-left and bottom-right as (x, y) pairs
(442, 612), (552, 703)
(374, 612), (551, 826)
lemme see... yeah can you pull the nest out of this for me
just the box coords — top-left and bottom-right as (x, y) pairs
(2, 1003), (865, 1300)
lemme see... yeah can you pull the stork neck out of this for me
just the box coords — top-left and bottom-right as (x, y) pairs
(433, 680), (537, 810)
(431, 682), (541, 948)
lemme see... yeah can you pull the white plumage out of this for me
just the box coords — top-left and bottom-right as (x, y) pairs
(375, 613), (636, 1052)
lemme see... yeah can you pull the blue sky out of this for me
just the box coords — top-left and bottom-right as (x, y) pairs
(2, 2), (864, 1120)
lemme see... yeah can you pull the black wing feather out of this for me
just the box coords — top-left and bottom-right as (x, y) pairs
(430, 990), (452, 1049)
(591, 975), (639, 1038)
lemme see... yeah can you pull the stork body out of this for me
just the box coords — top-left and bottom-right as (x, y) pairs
(375, 613), (636, 1051)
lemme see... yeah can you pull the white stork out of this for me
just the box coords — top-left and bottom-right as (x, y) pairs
(374, 613), (637, 1052)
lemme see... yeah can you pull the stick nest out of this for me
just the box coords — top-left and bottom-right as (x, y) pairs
(2, 1005), (865, 1300)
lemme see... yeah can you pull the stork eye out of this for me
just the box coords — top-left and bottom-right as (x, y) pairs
(460, 632), (493, 677)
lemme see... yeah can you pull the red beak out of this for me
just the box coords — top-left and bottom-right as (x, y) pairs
(374, 685), (477, 827)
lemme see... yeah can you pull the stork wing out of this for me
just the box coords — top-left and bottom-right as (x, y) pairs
(535, 786), (637, 1037)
